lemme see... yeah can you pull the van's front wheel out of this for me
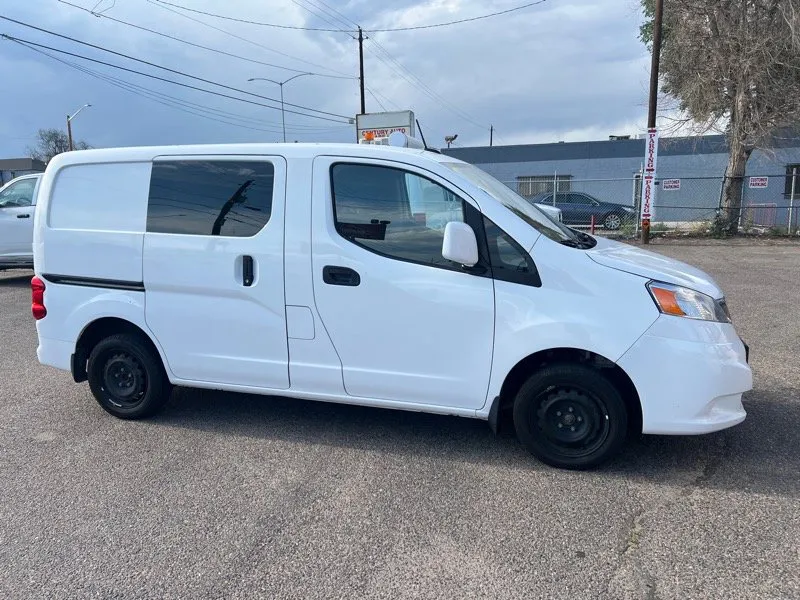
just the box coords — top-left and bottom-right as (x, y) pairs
(513, 364), (627, 470)
(87, 333), (171, 419)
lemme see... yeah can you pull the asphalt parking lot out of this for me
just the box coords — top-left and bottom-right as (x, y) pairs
(1, 240), (798, 600)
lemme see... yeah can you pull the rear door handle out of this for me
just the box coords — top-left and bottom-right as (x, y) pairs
(323, 266), (360, 287)
(242, 255), (254, 287)
(17, 214), (30, 219)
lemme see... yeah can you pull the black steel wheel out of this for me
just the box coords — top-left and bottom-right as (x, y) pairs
(87, 333), (172, 419)
(513, 363), (628, 470)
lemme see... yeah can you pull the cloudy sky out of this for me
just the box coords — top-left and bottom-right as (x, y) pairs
(0, 0), (652, 157)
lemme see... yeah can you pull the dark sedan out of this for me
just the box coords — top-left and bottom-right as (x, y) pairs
(527, 191), (636, 230)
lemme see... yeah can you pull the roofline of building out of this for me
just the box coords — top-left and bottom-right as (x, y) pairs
(441, 131), (800, 165)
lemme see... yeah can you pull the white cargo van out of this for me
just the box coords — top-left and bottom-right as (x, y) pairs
(31, 137), (752, 469)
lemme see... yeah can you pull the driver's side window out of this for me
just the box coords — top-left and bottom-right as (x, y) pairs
(0, 179), (36, 207)
(330, 163), (466, 270)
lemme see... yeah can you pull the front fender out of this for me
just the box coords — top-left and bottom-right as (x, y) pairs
(482, 241), (659, 414)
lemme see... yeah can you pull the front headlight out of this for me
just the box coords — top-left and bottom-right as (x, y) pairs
(646, 281), (731, 323)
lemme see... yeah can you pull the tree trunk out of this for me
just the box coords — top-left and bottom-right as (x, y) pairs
(720, 72), (753, 236)
(720, 145), (751, 235)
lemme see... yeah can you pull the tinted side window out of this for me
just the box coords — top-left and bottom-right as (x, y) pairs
(331, 163), (465, 268)
(147, 160), (274, 236)
(570, 193), (591, 204)
(483, 217), (541, 287)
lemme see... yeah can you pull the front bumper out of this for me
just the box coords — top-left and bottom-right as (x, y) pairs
(618, 316), (753, 435)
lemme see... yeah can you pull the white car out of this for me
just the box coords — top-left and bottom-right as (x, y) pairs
(30, 136), (752, 469)
(0, 173), (42, 269)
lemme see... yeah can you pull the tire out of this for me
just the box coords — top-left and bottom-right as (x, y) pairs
(513, 363), (628, 470)
(603, 213), (622, 230)
(87, 333), (172, 419)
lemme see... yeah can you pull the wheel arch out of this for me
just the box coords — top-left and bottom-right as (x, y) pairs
(72, 317), (168, 383)
(494, 347), (642, 437)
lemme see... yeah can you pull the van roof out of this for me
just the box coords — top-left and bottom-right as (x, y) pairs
(45, 142), (463, 170)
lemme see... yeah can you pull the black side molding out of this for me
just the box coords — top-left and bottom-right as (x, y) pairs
(42, 274), (145, 292)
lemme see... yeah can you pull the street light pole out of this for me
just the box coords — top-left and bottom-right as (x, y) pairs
(67, 103), (91, 151)
(67, 118), (74, 153)
(247, 74), (313, 142)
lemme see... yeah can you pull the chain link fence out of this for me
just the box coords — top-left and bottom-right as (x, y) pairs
(503, 172), (800, 237)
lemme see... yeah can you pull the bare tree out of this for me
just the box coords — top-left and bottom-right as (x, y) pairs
(640, 0), (800, 234)
(27, 128), (90, 164)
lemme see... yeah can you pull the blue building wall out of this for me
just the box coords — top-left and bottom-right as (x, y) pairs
(443, 135), (800, 225)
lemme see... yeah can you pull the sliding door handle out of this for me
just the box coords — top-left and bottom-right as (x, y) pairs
(242, 255), (254, 287)
(323, 266), (360, 287)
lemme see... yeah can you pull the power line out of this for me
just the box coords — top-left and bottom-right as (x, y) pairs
(56, 0), (355, 79)
(1, 34), (352, 124)
(365, 86), (400, 111)
(0, 15), (351, 121)
(365, 39), (487, 130)
(366, 88), (387, 111)
(149, 0), (549, 33)
(16, 40), (353, 137)
(144, 0), (354, 78)
(289, 0), (354, 35)
(368, 0), (549, 32)
(17, 41), (286, 135)
(151, 0), (351, 32)
(305, 0), (360, 29)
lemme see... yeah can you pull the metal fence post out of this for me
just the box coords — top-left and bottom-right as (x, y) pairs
(790, 167), (797, 235)
(552, 171), (558, 206)
(716, 175), (726, 226)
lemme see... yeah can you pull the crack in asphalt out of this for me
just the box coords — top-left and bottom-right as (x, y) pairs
(623, 511), (645, 556)
(607, 433), (730, 599)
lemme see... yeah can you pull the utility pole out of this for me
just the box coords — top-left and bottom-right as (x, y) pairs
(489, 125), (493, 147)
(358, 27), (366, 115)
(641, 0), (663, 245)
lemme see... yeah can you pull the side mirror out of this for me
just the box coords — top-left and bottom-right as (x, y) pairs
(442, 222), (478, 267)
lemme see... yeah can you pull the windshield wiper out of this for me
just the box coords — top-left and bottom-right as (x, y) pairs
(572, 230), (597, 248)
(560, 235), (595, 250)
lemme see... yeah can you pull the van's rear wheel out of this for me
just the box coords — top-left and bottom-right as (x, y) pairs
(87, 333), (171, 419)
(513, 364), (627, 470)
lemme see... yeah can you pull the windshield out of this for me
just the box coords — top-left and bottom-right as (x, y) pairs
(441, 162), (577, 243)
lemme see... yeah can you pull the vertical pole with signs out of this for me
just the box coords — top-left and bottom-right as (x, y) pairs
(642, 0), (664, 244)
(641, 128), (658, 241)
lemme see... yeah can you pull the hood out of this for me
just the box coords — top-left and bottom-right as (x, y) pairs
(586, 237), (723, 298)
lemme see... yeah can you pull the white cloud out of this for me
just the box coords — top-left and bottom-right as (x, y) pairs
(0, 0), (653, 155)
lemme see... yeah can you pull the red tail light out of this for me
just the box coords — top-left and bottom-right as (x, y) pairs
(31, 276), (47, 320)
